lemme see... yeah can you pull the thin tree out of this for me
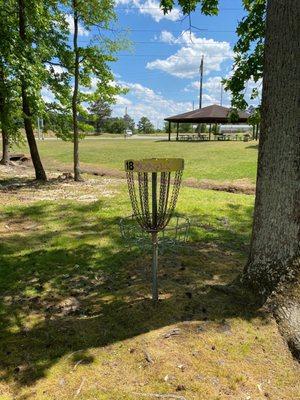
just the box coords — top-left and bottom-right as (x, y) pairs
(64, 0), (126, 181)
(17, 0), (47, 181)
(0, 65), (9, 165)
(72, 0), (81, 181)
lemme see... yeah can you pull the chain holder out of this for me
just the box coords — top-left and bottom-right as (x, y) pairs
(125, 158), (184, 301)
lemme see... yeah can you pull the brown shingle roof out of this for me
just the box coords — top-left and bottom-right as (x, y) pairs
(165, 104), (249, 123)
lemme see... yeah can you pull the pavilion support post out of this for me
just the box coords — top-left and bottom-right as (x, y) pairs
(255, 123), (260, 140)
(176, 122), (179, 141)
(252, 125), (255, 140)
(209, 123), (212, 141)
(168, 121), (171, 141)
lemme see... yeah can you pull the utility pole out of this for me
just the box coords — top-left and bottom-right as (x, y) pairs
(37, 117), (40, 140)
(192, 100), (195, 110)
(199, 55), (204, 109)
(220, 83), (223, 106)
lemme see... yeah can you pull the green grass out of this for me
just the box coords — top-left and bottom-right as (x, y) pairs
(16, 139), (258, 182)
(0, 170), (299, 400)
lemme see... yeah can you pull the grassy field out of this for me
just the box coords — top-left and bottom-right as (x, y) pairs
(16, 139), (259, 183)
(0, 140), (299, 399)
(0, 155), (299, 400)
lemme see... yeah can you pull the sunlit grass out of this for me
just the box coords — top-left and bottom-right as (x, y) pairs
(15, 139), (258, 182)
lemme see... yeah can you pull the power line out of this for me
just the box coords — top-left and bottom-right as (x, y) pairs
(79, 39), (234, 44)
(112, 54), (231, 58)
(78, 29), (235, 35)
(114, 7), (242, 11)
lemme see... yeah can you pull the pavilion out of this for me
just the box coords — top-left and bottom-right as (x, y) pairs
(164, 104), (250, 141)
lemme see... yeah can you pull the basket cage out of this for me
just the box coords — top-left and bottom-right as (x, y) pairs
(119, 214), (190, 251)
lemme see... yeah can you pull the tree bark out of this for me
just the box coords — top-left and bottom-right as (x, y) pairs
(0, 68), (9, 165)
(18, 0), (47, 181)
(72, 1), (81, 181)
(0, 129), (9, 165)
(244, 0), (300, 358)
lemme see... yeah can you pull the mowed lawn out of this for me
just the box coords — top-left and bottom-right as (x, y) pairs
(17, 139), (259, 183)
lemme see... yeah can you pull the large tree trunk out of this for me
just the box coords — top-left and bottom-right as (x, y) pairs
(18, 0), (47, 181)
(72, 1), (81, 182)
(244, 0), (300, 358)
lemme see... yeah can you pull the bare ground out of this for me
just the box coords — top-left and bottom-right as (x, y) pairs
(43, 159), (256, 195)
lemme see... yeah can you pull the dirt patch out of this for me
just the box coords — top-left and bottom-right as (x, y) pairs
(184, 177), (255, 195)
(0, 164), (120, 203)
(1, 161), (255, 197)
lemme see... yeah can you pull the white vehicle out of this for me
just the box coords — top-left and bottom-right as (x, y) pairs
(125, 129), (133, 136)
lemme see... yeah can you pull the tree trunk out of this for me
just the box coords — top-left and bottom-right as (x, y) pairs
(0, 68), (9, 165)
(18, 0), (47, 181)
(244, 0), (300, 358)
(72, 1), (81, 182)
(0, 129), (9, 165)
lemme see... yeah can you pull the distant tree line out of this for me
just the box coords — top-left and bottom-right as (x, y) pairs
(43, 100), (158, 135)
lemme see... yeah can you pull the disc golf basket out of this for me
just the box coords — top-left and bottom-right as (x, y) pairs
(124, 158), (184, 301)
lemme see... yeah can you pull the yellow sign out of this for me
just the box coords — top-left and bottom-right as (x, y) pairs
(125, 158), (184, 173)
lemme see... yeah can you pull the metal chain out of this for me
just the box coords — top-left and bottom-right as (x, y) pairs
(126, 168), (183, 233)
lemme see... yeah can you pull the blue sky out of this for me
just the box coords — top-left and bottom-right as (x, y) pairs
(45, 1), (260, 128)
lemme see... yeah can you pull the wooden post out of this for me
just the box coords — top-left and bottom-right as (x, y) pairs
(176, 122), (179, 141)
(168, 121), (171, 141)
(209, 123), (212, 141)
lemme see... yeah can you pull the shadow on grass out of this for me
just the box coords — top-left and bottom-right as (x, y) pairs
(0, 199), (261, 392)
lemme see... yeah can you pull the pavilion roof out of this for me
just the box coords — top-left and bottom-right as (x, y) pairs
(165, 104), (249, 124)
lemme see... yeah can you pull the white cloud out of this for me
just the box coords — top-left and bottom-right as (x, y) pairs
(112, 80), (192, 127)
(184, 75), (263, 107)
(65, 14), (90, 37)
(159, 30), (175, 44)
(138, 0), (181, 22)
(115, 0), (181, 22)
(41, 87), (56, 103)
(147, 31), (233, 78)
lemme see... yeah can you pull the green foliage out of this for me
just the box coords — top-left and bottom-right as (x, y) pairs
(228, 109), (240, 123)
(211, 124), (220, 134)
(179, 122), (193, 133)
(103, 117), (127, 134)
(161, 0), (219, 16)
(59, 0), (127, 129)
(248, 106), (261, 126)
(224, 0), (266, 109)
(0, 1), (22, 145)
(89, 99), (112, 133)
(123, 113), (135, 131)
(137, 116), (154, 134)
(43, 105), (73, 139)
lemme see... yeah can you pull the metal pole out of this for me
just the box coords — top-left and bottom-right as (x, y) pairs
(152, 172), (158, 301)
(41, 118), (44, 140)
(199, 55), (204, 109)
(168, 121), (171, 141)
(176, 122), (179, 141)
(37, 117), (40, 140)
(220, 84), (223, 106)
(152, 232), (158, 301)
